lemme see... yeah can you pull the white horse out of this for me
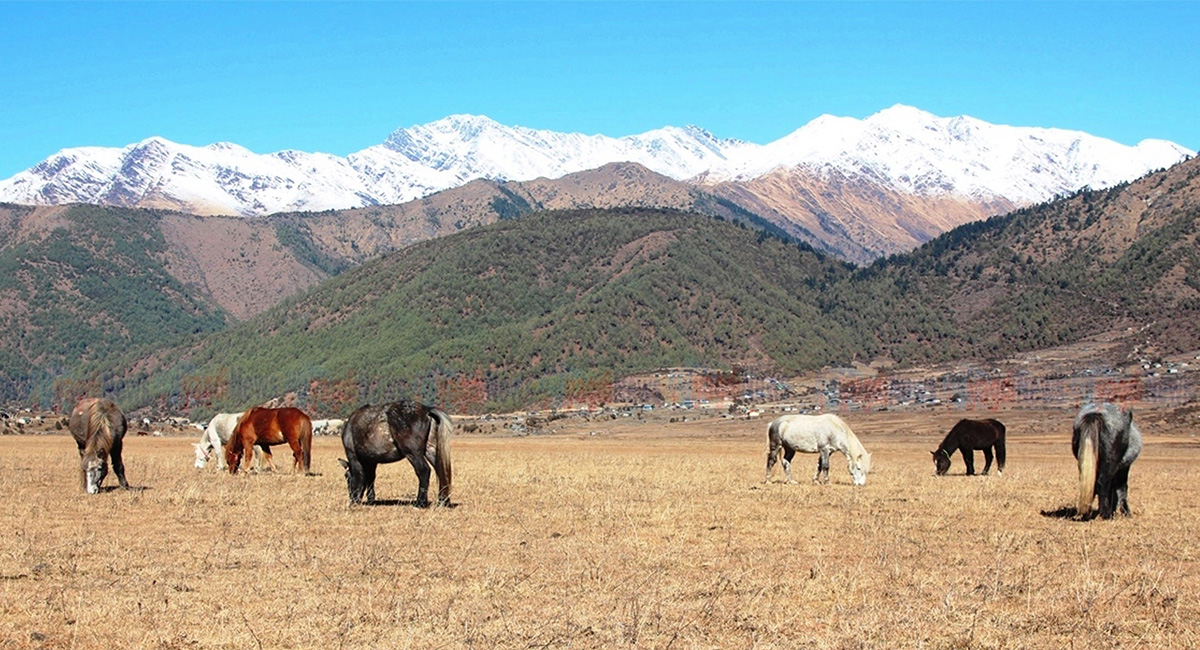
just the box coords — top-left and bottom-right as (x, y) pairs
(312, 419), (345, 436)
(765, 414), (872, 486)
(194, 411), (258, 470)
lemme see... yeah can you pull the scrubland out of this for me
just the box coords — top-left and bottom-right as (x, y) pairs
(0, 409), (1197, 649)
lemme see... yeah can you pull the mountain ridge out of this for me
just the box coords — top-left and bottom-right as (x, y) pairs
(2, 106), (1190, 221)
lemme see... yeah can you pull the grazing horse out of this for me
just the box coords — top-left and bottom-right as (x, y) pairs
(932, 418), (1006, 476)
(68, 398), (130, 494)
(312, 419), (346, 436)
(765, 414), (872, 486)
(225, 407), (313, 475)
(339, 401), (453, 507)
(194, 411), (261, 470)
(1073, 403), (1141, 519)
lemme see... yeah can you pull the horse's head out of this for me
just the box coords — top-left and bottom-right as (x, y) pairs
(849, 451), (870, 486)
(82, 449), (108, 494)
(193, 443), (211, 469)
(225, 441), (243, 474)
(932, 449), (951, 475)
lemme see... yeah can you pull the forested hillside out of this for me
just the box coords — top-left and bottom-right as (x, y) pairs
(835, 155), (1200, 364)
(0, 204), (229, 402)
(90, 208), (858, 413)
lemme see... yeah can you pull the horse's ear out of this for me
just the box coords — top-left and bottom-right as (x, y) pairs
(930, 450), (937, 457)
(337, 458), (349, 469)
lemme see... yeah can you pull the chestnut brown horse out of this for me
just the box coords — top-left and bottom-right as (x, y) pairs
(225, 406), (313, 475)
(68, 397), (130, 494)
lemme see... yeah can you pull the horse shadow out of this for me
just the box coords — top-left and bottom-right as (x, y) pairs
(99, 486), (151, 493)
(1040, 505), (1093, 521)
(357, 499), (459, 509)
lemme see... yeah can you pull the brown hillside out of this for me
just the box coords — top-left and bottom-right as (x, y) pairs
(287, 163), (730, 267)
(157, 214), (326, 320)
(704, 166), (1016, 264)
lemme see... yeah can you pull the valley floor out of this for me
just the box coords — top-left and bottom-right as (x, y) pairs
(1, 408), (1198, 649)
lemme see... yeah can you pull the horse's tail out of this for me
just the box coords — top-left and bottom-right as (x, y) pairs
(765, 418), (783, 481)
(429, 408), (453, 505)
(1076, 415), (1101, 517)
(767, 418), (788, 451)
(992, 419), (1007, 473)
(300, 415), (313, 474)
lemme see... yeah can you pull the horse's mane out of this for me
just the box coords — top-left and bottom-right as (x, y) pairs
(824, 415), (859, 449)
(84, 400), (114, 456)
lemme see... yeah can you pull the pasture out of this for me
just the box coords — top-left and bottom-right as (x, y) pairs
(0, 408), (1197, 649)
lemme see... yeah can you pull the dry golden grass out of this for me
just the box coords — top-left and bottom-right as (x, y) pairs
(1, 409), (1198, 649)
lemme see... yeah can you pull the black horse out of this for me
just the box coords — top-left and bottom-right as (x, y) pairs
(931, 418), (1006, 476)
(1073, 403), (1141, 519)
(338, 401), (453, 507)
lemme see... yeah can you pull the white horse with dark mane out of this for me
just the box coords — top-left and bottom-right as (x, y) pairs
(766, 414), (872, 486)
(194, 411), (258, 470)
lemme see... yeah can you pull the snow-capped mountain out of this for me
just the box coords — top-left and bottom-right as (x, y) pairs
(0, 106), (1191, 217)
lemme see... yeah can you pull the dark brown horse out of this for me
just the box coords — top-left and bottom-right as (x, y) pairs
(932, 418), (1006, 476)
(68, 397), (130, 494)
(225, 406), (313, 475)
(338, 400), (453, 507)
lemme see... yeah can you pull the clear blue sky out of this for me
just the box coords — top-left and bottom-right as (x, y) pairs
(2, 1), (1197, 178)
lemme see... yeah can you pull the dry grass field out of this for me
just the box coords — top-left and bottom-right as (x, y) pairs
(1, 408), (1198, 649)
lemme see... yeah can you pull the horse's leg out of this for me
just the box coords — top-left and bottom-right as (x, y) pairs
(817, 448), (831, 484)
(406, 453), (432, 507)
(781, 448), (796, 484)
(981, 447), (993, 475)
(259, 445), (276, 473)
(362, 462), (378, 504)
(1113, 465), (1132, 516)
(765, 443), (780, 483)
(962, 449), (976, 476)
(110, 436), (130, 489)
(345, 457), (367, 504)
(287, 436), (304, 474)
(1096, 474), (1116, 519)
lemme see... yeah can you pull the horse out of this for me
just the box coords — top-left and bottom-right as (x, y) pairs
(932, 418), (1006, 476)
(68, 398), (130, 494)
(312, 419), (345, 436)
(225, 406), (313, 475)
(1073, 403), (1141, 519)
(338, 400), (453, 507)
(194, 411), (260, 470)
(765, 414), (872, 486)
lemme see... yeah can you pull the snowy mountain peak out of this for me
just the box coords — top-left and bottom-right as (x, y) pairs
(0, 108), (1192, 217)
